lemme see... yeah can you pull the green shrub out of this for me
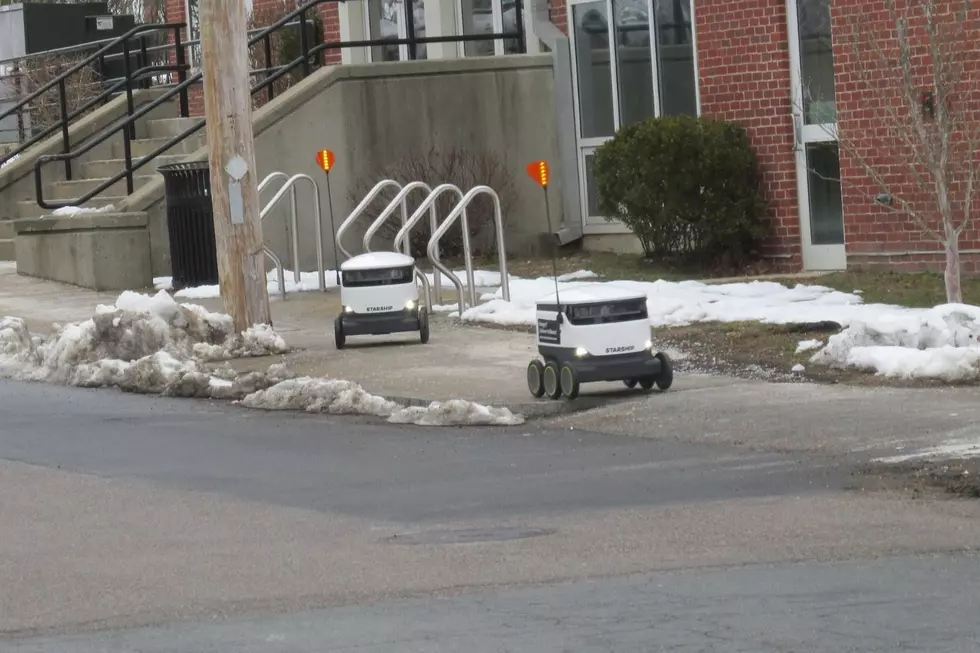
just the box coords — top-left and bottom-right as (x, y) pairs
(592, 115), (769, 266)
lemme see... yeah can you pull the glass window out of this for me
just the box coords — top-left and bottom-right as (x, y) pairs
(500, 0), (520, 54)
(614, 0), (654, 126)
(573, 1), (615, 138)
(459, 0), (497, 56)
(366, 0), (427, 61)
(805, 142), (844, 245)
(584, 153), (600, 217)
(654, 0), (696, 116)
(797, 0), (835, 124)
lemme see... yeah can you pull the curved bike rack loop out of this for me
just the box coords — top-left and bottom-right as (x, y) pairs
(335, 179), (404, 260)
(257, 172), (299, 287)
(427, 185), (510, 316)
(260, 173), (326, 291)
(393, 183), (471, 313)
(362, 180), (432, 254)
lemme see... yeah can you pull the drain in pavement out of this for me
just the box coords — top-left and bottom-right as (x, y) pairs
(386, 526), (556, 545)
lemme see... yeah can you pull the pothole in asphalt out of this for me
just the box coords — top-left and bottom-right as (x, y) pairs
(386, 526), (556, 545)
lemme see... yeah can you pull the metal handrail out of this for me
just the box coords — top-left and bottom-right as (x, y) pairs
(393, 183), (468, 309)
(259, 173), (327, 291)
(335, 179), (404, 260)
(427, 185), (510, 317)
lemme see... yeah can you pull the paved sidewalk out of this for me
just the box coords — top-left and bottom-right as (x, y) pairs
(0, 263), (729, 414)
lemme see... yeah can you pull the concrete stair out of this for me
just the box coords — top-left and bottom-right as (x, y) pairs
(0, 220), (13, 261)
(13, 117), (207, 226)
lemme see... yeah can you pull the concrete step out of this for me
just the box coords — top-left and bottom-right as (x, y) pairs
(81, 154), (186, 179)
(16, 196), (126, 220)
(0, 239), (12, 261)
(113, 135), (205, 159)
(145, 117), (203, 139)
(0, 220), (14, 239)
(45, 176), (156, 201)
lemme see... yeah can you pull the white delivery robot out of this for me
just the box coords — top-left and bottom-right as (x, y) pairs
(334, 251), (429, 349)
(526, 284), (673, 400)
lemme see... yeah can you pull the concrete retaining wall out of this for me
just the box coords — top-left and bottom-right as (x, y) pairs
(124, 55), (562, 277)
(14, 212), (153, 290)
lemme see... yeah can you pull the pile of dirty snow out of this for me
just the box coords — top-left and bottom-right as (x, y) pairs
(239, 377), (524, 426)
(2, 291), (525, 426)
(0, 290), (291, 397)
(807, 304), (980, 382)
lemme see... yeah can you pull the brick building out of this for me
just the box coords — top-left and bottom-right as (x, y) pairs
(158, 0), (980, 273)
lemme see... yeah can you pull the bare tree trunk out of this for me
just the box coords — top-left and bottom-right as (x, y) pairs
(944, 222), (963, 304)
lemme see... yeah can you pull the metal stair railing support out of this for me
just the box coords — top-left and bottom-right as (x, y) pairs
(427, 185), (510, 317)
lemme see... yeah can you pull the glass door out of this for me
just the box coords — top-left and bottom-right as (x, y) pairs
(788, 0), (845, 270)
(568, 0), (696, 229)
(366, 0), (427, 61)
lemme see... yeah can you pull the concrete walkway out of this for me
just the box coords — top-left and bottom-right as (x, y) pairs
(0, 263), (726, 415)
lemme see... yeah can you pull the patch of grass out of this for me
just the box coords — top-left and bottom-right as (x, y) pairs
(656, 320), (969, 388)
(816, 270), (980, 308)
(441, 251), (778, 283)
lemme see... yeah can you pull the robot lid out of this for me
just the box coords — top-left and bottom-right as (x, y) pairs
(535, 283), (647, 307)
(340, 251), (415, 271)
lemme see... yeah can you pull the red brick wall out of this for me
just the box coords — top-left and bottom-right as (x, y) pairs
(695, 0), (800, 268)
(832, 0), (980, 272)
(162, 0), (341, 117)
(549, 0), (568, 35)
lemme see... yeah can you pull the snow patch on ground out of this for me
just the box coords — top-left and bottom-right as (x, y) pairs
(809, 305), (980, 381)
(51, 204), (116, 216)
(240, 377), (524, 426)
(873, 441), (980, 463)
(796, 339), (823, 353)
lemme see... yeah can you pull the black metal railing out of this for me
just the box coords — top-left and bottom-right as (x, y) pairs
(0, 23), (190, 178)
(28, 0), (526, 210)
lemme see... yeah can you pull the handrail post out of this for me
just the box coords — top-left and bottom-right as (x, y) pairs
(122, 39), (136, 140)
(405, 0), (418, 60)
(139, 36), (150, 89)
(57, 79), (71, 180)
(514, 0), (526, 54)
(298, 9), (311, 77)
(174, 27), (189, 117)
(263, 35), (275, 103)
(459, 206), (477, 308)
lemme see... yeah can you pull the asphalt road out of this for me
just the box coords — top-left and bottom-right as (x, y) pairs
(6, 554), (980, 652)
(2, 379), (980, 650)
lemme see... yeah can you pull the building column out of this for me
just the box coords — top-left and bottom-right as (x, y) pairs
(425, 0), (461, 60)
(338, 0), (368, 64)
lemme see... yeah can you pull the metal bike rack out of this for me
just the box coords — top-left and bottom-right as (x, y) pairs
(335, 179), (405, 260)
(257, 172), (298, 291)
(362, 181), (432, 254)
(427, 185), (510, 316)
(260, 173), (327, 291)
(393, 183), (471, 312)
(359, 180), (436, 309)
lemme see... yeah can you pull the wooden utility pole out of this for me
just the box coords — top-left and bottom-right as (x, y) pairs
(200, 0), (272, 331)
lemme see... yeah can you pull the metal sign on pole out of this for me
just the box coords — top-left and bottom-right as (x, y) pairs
(315, 148), (341, 286)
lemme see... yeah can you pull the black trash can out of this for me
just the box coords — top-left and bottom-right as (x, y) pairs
(158, 161), (219, 291)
